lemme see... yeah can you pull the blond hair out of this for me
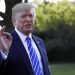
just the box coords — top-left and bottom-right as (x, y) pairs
(12, 3), (36, 18)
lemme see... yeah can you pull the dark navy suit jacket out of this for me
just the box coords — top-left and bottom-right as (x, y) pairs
(0, 30), (51, 75)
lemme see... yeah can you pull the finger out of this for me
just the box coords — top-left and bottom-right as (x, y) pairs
(0, 26), (6, 36)
(0, 26), (2, 35)
(3, 32), (13, 40)
(0, 25), (2, 30)
(1, 26), (6, 33)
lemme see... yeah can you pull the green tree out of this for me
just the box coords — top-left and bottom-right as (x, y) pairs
(36, 1), (75, 31)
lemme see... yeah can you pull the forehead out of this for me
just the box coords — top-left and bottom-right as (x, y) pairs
(16, 9), (34, 16)
(15, 10), (34, 17)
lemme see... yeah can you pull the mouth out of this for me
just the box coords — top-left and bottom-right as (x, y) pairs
(25, 23), (32, 28)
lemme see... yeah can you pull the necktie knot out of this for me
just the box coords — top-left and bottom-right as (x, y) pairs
(26, 36), (31, 41)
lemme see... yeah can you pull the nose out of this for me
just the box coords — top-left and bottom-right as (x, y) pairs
(25, 16), (31, 22)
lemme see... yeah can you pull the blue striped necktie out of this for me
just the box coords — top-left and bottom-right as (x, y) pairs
(26, 36), (44, 75)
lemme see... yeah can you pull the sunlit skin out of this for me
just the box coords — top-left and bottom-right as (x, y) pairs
(13, 9), (35, 35)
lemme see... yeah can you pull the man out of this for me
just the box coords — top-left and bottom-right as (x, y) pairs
(0, 3), (51, 75)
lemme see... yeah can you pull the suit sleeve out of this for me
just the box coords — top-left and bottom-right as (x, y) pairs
(0, 52), (3, 66)
(0, 52), (7, 74)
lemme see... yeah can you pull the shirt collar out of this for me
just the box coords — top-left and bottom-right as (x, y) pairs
(15, 28), (32, 41)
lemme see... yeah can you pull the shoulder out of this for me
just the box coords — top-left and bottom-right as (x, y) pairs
(10, 29), (17, 36)
(32, 35), (43, 42)
(32, 35), (45, 47)
(10, 29), (20, 40)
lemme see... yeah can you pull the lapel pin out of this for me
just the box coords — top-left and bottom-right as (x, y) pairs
(37, 41), (40, 43)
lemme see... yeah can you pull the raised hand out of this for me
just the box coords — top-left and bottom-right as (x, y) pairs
(0, 26), (13, 54)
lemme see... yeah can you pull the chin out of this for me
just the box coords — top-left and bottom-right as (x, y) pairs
(27, 28), (32, 32)
(24, 30), (32, 35)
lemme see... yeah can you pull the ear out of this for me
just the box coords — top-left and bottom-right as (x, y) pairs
(12, 17), (16, 27)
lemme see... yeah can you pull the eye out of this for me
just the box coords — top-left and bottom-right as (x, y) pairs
(29, 14), (33, 18)
(21, 15), (26, 18)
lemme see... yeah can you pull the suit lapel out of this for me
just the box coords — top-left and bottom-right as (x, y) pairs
(32, 35), (51, 75)
(12, 30), (34, 75)
(32, 36), (47, 74)
(32, 35), (45, 60)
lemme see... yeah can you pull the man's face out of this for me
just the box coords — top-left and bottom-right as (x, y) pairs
(13, 9), (35, 35)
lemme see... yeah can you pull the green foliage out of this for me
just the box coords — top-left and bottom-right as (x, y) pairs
(36, 1), (75, 31)
(51, 63), (75, 75)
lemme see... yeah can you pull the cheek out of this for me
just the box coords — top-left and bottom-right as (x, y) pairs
(15, 21), (23, 29)
(16, 21), (24, 28)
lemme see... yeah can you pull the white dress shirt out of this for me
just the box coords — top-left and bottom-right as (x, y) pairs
(0, 49), (8, 59)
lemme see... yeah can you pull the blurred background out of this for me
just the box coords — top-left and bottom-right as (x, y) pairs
(0, 0), (75, 75)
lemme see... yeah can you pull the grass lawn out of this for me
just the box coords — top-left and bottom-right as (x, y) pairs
(50, 63), (75, 75)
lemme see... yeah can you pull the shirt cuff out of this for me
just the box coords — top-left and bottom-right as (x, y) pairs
(0, 49), (8, 60)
